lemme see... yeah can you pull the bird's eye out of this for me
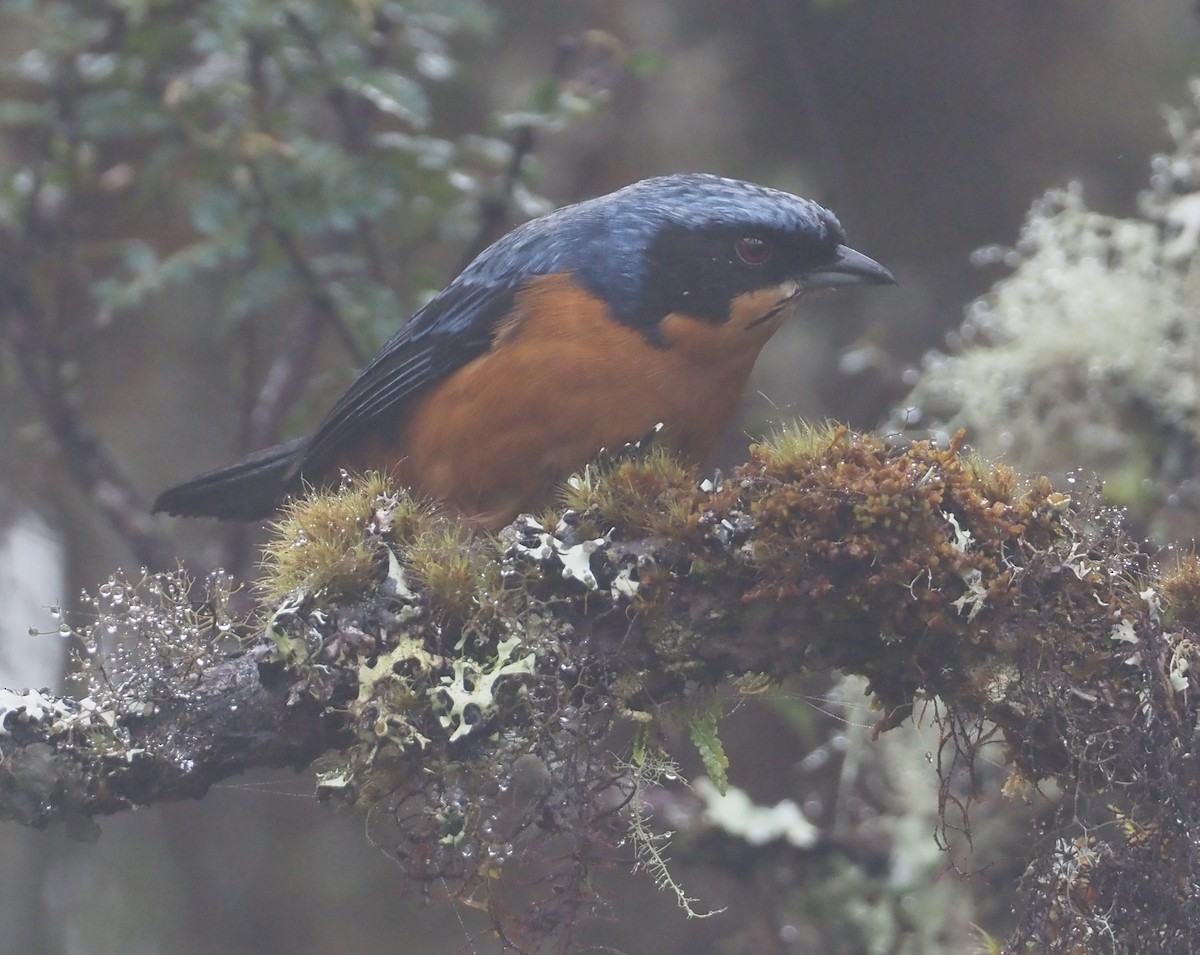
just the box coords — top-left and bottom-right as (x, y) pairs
(735, 236), (772, 265)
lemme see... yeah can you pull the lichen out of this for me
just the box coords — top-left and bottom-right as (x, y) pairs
(892, 89), (1200, 537)
(26, 409), (1200, 952)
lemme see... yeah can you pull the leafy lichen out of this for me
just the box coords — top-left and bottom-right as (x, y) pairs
(893, 83), (1200, 542)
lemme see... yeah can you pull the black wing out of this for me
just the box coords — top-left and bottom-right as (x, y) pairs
(296, 279), (519, 475)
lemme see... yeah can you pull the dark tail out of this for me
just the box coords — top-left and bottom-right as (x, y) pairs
(152, 436), (308, 520)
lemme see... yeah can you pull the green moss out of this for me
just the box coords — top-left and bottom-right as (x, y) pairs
(556, 445), (703, 539)
(405, 522), (501, 623)
(1160, 552), (1200, 629)
(258, 472), (430, 604)
(684, 691), (729, 795)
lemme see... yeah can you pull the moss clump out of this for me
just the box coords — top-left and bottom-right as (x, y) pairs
(245, 425), (1200, 953)
(706, 425), (1064, 723)
(405, 521), (501, 624)
(258, 472), (430, 604)
(1160, 552), (1200, 630)
(554, 445), (703, 540)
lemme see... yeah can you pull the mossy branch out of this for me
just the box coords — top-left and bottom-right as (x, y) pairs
(0, 424), (1195, 951)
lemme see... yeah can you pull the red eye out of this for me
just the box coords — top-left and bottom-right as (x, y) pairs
(735, 236), (771, 265)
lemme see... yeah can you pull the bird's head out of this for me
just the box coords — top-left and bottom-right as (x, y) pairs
(592, 174), (894, 331)
(466, 174), (894, 346)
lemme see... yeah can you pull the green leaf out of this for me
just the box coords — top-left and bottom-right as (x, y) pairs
(686, 695), (729, 796)
(327, 276), (405, 340)
(627, 50), (663, 76)
(632, 722), (651, 767)
(189, 186), (246, 238)
(0, 100), (53, 126)
(76, 89), (171, 139)
(344, 71), (430, 128)
(220, 261), (299, 325)
(93, 230), (248, 312)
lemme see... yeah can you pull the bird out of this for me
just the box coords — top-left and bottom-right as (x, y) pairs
(153, 174), (895, 529)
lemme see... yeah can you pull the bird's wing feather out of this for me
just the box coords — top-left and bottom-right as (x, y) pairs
(298, 279), (518, 474)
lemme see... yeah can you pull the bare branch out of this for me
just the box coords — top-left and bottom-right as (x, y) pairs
(246, 162), (366, 365)
(0, 283), (172, 569)
(460, 30), (630, 269)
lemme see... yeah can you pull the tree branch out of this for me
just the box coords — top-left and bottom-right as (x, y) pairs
(0, 427), (1194, 952)
(459, 30), (630, 269)
(0, 282), (173, 570)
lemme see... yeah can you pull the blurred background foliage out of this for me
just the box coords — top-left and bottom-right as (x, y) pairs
(0, 0), (1198, 952)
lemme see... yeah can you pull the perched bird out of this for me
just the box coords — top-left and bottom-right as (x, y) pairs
(154, 174), (894, 529)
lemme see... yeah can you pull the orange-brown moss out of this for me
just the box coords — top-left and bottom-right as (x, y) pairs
(671, 426), (1067, 723)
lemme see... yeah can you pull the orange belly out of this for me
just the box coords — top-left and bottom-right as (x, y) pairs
(339, 274), (789, 528)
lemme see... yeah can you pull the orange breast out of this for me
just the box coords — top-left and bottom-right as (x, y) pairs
(341, 274), (790, 528)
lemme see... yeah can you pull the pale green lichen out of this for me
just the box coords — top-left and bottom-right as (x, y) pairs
(623, 749), (724, 919)
(432, 633), (535, 742)
(354, 638), (436, 752)
(263, 592), (316, 665)
(896, 185), (1199, 493)
(693, 779), (818, 849)
(0, 688), (74, 736)
(894, 83), (1200, 537)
